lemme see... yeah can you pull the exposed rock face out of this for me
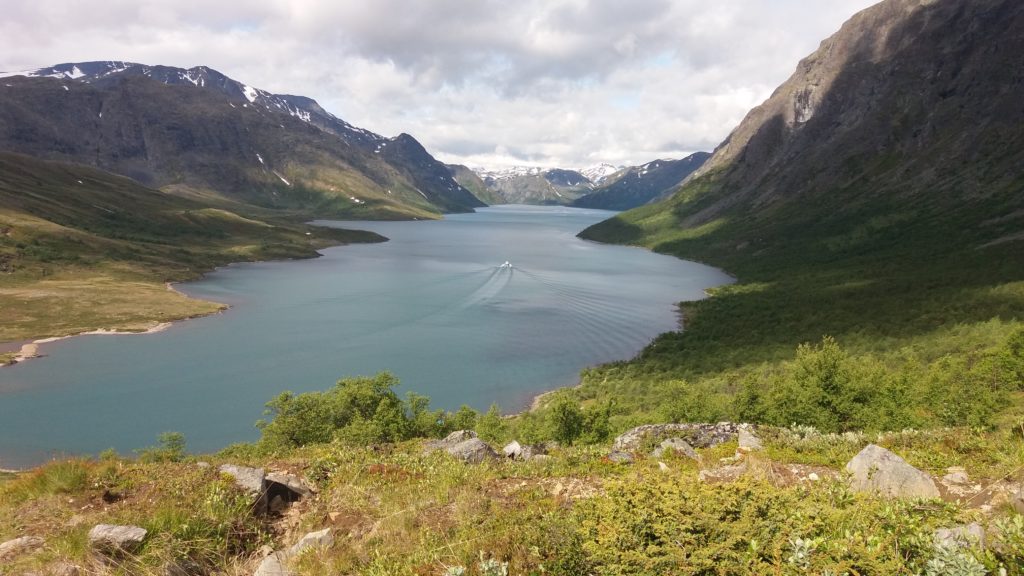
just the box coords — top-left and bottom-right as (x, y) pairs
(88, 524), (147, 555)
(424, 430), (499, 464)
(845, 444), (939, 499)
(698, 461), (749, 483)
(612, 423), (740, 453)
(0, 535), (44, 559)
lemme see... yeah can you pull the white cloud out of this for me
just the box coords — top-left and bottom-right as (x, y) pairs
(0, 0), (878, 169)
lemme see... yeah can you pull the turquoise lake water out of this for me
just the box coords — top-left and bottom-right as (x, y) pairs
(0, 206), (732, 468)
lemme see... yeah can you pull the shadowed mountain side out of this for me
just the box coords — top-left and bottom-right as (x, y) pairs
(578, 0), (1024, 382)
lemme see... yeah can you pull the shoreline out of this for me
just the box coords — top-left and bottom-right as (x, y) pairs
(0, 282), (225, 369)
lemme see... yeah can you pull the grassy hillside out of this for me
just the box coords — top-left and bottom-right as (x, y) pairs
(575, 0), (1024, 430)
(0, 153), (384, 347)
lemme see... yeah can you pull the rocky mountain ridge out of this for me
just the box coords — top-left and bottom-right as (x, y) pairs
(0, 61), (483, 218)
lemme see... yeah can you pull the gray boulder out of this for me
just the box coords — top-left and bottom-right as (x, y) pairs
(502, 441), (523, 459)
(219, 464), (266, 494)
(933, 523), (985, 550)
(612, 423), (739, 452)
(651, 438), (699, 460)
(502, 440), (547, 461)
(845, 444), (939, 499)
(0, 535), (44, 559)
(88, 524), (147, 555)
(288, 528), (333, 556)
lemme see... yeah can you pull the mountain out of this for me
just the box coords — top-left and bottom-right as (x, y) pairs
(582, 0), (1024, 265)
(0, 61), (483, 218)
(470, 166), (594, 205)
(0, 151), (382, 343)
(580, 163), (623, 185)
(571, 152), (710, 211)
(446, 163), (504, 205)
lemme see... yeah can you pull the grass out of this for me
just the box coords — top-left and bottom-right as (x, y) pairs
(0, 427), (1020, 575)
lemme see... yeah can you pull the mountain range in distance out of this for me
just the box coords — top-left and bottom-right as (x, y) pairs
(444, 153), (711, 210)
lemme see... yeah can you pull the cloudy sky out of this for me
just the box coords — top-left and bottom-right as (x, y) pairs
(1, 0), (877, 170)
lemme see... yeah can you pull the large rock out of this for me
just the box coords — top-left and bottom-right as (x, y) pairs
(219, 464), (266, 494)
(0, 535), (44, 559)
(503, 441), (523, 459)
(265, 472), (315, 499)
(425, 430), (499, 464)
(845, 444), (939, 499)
(612, 423), (740, 452)
(88, 524), (147, 555)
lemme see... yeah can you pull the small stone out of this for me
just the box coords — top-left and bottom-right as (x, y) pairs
(658, 461), (670, 473)
(196, 461), (211, 469)
(289, 528), (333, 556)
(845, 444), (939, 499)
(607, 451), (634, 464)
(219, 464), (266, 494)
(0, 536), (44, 559)
(934, 523), (985, 550)
(807, 472), (820, 482)
(88, 524), (147, 555)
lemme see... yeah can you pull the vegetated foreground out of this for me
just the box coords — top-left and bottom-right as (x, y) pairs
(0, 373), (1022, 575)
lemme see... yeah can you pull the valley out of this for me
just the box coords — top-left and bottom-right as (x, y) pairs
(1, 0), (1023, 574)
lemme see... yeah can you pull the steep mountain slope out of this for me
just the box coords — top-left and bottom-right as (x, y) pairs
(0, 152), (382, 344)
(575, 0), (1024, 419)
(571, 152), (710, 210)
(582, 0), (1024, 264)
(0, 62), (482, 218)
(446, 163), (503, 205)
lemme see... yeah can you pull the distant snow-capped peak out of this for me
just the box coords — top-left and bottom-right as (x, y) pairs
(473, 165), (547, 180)
(580, 163), (622, 184)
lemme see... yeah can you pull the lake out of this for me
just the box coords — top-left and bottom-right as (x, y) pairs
(0, 205), (732, 468)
